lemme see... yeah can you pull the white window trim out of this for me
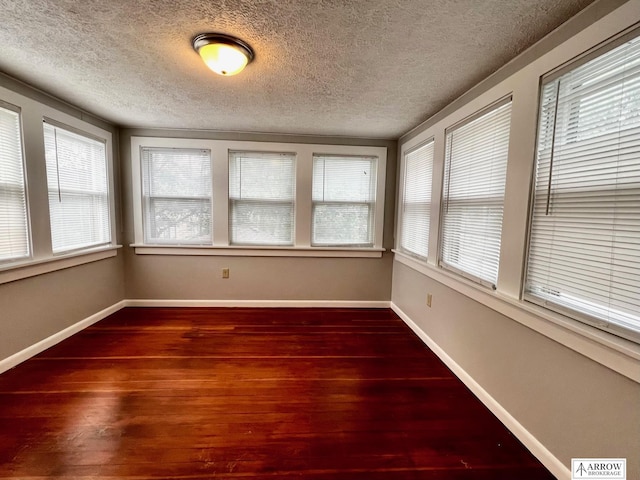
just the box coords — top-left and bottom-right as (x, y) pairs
(131, 245), (384, 258)
(439, 97), (512, 289)
(229, 150), (296, 247)
(0, 245), (121, 284)
(0, 100), (30, 264)
(394, 250), (640, 383)
(130, 137), (387, 257)
(523, 32), (640, 344)
(43, 119), (113, 254)
(0, 85), (119, 285)
(397, 138), (434, 260)
(311, 154), (379, 247)
(140, 146), (213, 245)
(393, 3), (640, 383)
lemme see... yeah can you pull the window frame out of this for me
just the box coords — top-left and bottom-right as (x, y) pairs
(311, 154), (378, 248)
(0, 100), (31, 265)
(393, 14), (640, 383)
(43, 119), (112, 254)
(398, 139), (435, 260)
(0, 85), (118, 286)
(523, 31), (640, 344)
(140, 147), (213, 245)
(130, 137), (387, 257)
(438, 97), (513, 289)
(228, 150), (297, 247)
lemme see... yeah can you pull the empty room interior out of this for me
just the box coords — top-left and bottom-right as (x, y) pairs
(1, 0), (639, 479)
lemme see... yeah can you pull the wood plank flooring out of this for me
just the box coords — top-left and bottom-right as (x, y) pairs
(0, 307), (555, 479)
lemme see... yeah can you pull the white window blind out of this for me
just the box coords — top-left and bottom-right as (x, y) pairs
(141, 147), (212, 244)
(312, 154), (377, 246)
(44, 122), (110, 254)
(0, 105), (29, 262)
(440, 99), (512, 287)
(525, 35), (640, 342)
(229, 151), (295, 246)
(400, 141), (433, 258)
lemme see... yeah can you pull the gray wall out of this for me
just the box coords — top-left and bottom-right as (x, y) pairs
(120, 128), (397, 302)
(392, 262), (640, 477)
(392, 1), (640, 477)
(0, 256), (124, 360)
(1, 2), (637, 477)
(0, 74), (126, 362)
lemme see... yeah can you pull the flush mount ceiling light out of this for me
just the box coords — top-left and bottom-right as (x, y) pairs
(193, 33), (254, 76)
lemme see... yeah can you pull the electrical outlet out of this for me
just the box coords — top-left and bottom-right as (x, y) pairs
(222, 268), (230, 279)
(426, 293), (432, 308)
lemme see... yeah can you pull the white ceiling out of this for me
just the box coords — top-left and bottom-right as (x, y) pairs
(0, 0), (596, 139)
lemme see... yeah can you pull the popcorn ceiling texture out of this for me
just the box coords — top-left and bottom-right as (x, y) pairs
(0, 0), (595, 138)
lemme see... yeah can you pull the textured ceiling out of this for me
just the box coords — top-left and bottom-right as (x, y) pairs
(0, 0), (597, 139)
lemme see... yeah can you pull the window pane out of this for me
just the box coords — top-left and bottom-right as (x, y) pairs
(526, 36), (640, 341)
(312, 154), (376, 246)
(313, 203), (372, 245)
(230, 201), (294, 245)
(44, 123), (110, 253)
(400, 141), (433, 258)
(440, 100), (512, 286)
(229, 151), (295, 245)
(0, 105), (29, 262)
(141, 147), (212, 244)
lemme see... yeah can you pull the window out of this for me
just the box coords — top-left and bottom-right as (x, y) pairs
(141, 147), (212, 244)
(131, 138), (386, 256)
(440, 99), (512, 287)
(229, 151), (296, 246)
(525, 35), (640, 342)
(400, 141), (434, 259)
(0, 104), (29, 262)
(44, 122), (111, 254)
(312, 154), (377, 246)
(0, 94), (116, 285)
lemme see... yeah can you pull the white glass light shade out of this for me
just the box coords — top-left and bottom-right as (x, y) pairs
(193, 34), (254, 76)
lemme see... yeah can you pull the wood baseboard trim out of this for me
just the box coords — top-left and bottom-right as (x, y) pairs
(125, 299), (391, 308)
(0, 300), (128, 375)
(390, 302), (570, 480)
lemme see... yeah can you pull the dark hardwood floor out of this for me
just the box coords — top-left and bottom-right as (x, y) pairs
(0, 307), (555, 479)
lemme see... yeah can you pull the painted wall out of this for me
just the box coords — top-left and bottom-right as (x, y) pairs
(1, 1), (636, 477)
(120, 129), (397, 302)
(0, 256), (124, 360)
(392, 1), (640, 478)
(393, 262), (640, 477)
(0, 74), (125, 362)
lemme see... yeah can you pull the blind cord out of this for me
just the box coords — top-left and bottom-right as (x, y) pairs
(52, 127), (62, 203)
(545, 80), (562, 216)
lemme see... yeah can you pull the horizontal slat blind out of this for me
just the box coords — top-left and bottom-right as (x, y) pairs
(400, 141), (433, 259)
(141, 147), (212, 244)
(229, 151), (295, 246)
(312, 154), (377, 246)
(440, 100), (512, 287)
(526, 36), (640, 341)
(44, 122), (110, 253)
(0, 105), (29, 262)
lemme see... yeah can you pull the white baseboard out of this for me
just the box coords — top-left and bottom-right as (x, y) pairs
(1, 298), (567, 478)
(125, 299), (391, 308)
(0, 300), (128, 375)
(390, 302), (569, 480)
(0, 299), (391, 374)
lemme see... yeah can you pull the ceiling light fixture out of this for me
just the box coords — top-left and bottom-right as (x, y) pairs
(192, 33), (254, 76)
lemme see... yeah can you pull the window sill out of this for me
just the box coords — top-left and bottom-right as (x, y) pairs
(132, 244), (385, 258)
(393, 250), (640, 384)
(0, 246), (122, 285)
